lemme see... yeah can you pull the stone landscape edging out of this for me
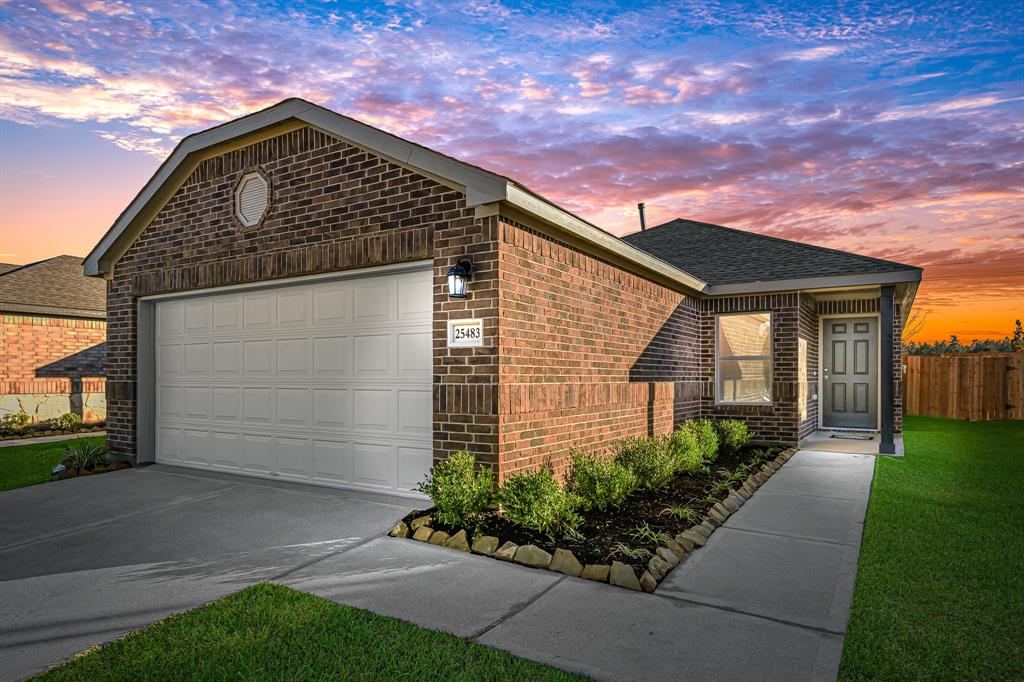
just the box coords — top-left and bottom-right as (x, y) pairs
(390, 446), (799, 593)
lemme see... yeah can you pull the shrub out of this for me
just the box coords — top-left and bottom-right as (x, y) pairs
(497, 466), (582, 540)
(613, 436), (676, 489)
(666, 427), (704, 474)
(715, 419), (752, 454)
(0, 411), (30, 434)
(566, 449), (638, 511)
(53, 412), (83, 432)
(682, 419), (720, 462)
(62, 438), (108, 470)
(417, 452), (494, 528)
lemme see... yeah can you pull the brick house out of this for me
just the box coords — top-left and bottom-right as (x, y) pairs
(0, 256), (107, 423)
(84, 99), (920, 495)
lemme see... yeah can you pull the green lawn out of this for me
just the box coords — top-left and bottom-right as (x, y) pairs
(0, 436), (105, 492)
(840, 416), (1024, 680)
(40, 583), (583, 681)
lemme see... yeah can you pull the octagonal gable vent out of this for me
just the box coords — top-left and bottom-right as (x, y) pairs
(234, 172), (269, 227)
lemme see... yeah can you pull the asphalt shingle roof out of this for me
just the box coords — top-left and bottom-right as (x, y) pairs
(0, 255), (106, 318)
(622, 218), (920, 286)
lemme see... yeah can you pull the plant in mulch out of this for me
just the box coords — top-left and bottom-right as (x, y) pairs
(680, 419), (720, 463)
(659, 504), (701, 524)
(52, 412), (83, 432)
(607, 542), (652, 562)
(714, 419), (752, 455)
(613, 436), (676, 489)
(566, 449), (638, 511)
(415, 451), (494, 529)
(629, 522), (671, 545)
(0, 411), (30, 435)
(496, 465), (583, 541)
(61, 438), (108, 472)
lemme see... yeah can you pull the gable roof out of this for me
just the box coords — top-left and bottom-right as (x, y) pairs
(623, 219), (921, 294)
(84, 98), (704, 292)
(0, 255), (106, 319)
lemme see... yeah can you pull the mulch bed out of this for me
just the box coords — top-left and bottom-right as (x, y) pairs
(401, 443), (784, 574)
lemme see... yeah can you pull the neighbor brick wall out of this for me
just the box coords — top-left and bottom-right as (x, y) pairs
(496, 217), (701, 479)
(105, 125), (498, 462)
(0, 314), (106, 394)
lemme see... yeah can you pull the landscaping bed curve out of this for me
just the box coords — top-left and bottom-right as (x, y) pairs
(390, 444), (798, 593)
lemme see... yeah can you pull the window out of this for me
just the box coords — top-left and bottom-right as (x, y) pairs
(716, 312), (772, 404)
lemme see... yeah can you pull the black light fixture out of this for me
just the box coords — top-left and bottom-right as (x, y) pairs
(446, 259), (473, 298)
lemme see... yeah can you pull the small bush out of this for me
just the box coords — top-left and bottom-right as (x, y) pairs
(0, 411), (30, 434)
(666, 427), (704, 474)
(682, 419), (720, 462)
(416, 452), (494, 528)
(53, 412), (83, 432)
(497, 466), (582, 540)
(62, 439), (108, 470)
(566, 449), (638, 511)
(715, 419), (752, 454)
(613, 436), (676, 489)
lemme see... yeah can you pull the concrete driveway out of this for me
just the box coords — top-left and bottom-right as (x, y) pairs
(0, 465), (416, 681)
(1, 450), (874, 681)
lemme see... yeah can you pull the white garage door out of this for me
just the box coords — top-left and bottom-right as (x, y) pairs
(152, 268), (433, 495)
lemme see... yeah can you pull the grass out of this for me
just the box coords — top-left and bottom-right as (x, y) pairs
(839, 416), (1024, 680)
(0, 436), (105, 492)
(40, 583), (584, 681)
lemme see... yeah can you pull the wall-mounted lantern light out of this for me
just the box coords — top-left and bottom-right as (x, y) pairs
(446, 259), (473, 298)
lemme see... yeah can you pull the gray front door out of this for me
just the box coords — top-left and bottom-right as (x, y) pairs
(822, 317), (878, 429)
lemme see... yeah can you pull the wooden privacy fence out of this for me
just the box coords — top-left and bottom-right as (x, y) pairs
(904, 353), (1024, 421)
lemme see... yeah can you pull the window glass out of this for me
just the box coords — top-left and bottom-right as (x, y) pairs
(717, 313), (772, 404)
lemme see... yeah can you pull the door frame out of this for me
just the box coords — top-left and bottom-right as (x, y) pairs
(135, 259), (434, 472)
(817, 312), (881, 432)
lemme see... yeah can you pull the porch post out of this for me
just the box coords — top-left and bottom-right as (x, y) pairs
(879, 286), (896, 454)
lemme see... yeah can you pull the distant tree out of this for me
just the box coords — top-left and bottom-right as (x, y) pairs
(904, 321), (1019, 355)
(901, 309), (926, 345)
(1013, 319), (1024, 352)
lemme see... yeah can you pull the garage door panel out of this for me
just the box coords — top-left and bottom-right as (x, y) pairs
(154, 268), (431, 497)
(313, 388), (350, 428)
(240, 434), (273, 473)
(353, 442), (395, 489)
(313, 336), (351, 376)
(242, 293), (274, 330)
(353, 334), (394, 376)
(276, 388), (310, 426)
(276, 436), (310, 479)
(312, 439), (352, 483)
(398, 446), (431, 492)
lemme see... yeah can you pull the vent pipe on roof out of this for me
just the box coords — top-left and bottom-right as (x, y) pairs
(637, 202), (646, 231)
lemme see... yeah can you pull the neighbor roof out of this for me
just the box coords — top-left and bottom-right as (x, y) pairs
(623, 219), (921, 293)
(0, 255), (106, 318)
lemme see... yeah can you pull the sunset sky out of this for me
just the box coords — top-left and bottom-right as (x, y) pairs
(0, 0), (1021, 342)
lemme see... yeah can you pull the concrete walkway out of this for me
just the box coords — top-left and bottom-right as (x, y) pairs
(1, 450), (874, 681)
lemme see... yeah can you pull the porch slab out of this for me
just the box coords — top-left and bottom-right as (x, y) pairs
(800, 431), (904, 456)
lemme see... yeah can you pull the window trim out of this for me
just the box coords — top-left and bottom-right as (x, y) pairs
(714, 311), (774, 406)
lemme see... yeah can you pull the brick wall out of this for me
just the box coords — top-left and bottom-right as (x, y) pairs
(699, 294), (805, 443)
(106, 126), (498, 461)
(0, 314), (106, 390)
(797, 294), (820, 439)
(496, 218), (701, 479)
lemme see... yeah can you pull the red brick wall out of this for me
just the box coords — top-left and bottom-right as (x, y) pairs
(700, 294), (805, 443)
(0, 314), (106, 394)
(496, 218), (701, 479)
(106, 126), (498, 462)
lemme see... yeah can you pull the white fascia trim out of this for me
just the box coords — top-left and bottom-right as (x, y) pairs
(503, 184), (708, 293)
(705, 268), (922, 296)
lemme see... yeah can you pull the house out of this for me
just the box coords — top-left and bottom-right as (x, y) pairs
(0, 256), (107, 423)
(83, 98), (920, 496)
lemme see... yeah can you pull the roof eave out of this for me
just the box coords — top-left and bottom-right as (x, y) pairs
(704, 268), (923, 296)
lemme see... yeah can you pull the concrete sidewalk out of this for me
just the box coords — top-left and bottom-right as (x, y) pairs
(285, 449), (875, 681)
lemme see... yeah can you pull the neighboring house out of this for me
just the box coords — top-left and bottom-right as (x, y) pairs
(0, 255), (107, 423)
(83, 99), (920, 496)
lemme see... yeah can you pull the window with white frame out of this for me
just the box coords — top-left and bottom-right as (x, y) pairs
(716, 312), (772, 404)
